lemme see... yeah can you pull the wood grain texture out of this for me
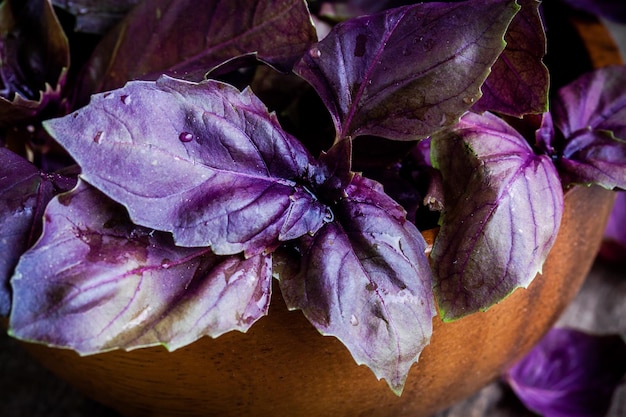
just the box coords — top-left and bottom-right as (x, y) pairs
(4, 259), (625, 417)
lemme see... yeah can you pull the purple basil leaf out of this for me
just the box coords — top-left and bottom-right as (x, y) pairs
(430, 112), (564, 321)
(44, 76), (330, 256)
(279, 174), (435, 395)
(472, 0), (549, 117)
(0, 149), (53, 316)
(0, 149), (77, 316)
(535, 111), (556, 156)
(552, 66), (626, 189)
(294, 0), (519, 141)
(505, 327), (626, 417)
(9, 181), (272, 353)
(558, 130), (626, 189)
(51, 0), (140, 34)
(560, 0), (626, 24)
(0, 0), (69, 126)
(600, 191), (626, 264)
(313, 138), (354, 201)
(74, 0), (317, 106)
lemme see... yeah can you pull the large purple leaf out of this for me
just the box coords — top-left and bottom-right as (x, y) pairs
(74, 0), (317, 106)
(0, 0), (69, 126)
(44, 76), (330, 256)
(313, 138), (354, 201)
(430, 112), (563, 321)
(9, 181), (272, 354)
(279, 174), (435, 395)
(552, 66), (626, 189)
(505, 327), (626, 417)
(294, 0), (519, 141)
(0, 149), (76, 316)
(472, 0), (549, 117)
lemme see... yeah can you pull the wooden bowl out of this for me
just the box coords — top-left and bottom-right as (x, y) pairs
(4, 7), (623, 417)
(12, 184), (615, 417)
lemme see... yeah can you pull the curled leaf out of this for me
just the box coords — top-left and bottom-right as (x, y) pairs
(294, 0), (519, 141)
(552, 66), (626, 189)
(279, 174), (435, 395)
(430, 112), (563, 321)
(9, 181), (272, 354)
(44, 76), (330, 256)
(505, 327), (626, 417)
(0, 0), (69, 126)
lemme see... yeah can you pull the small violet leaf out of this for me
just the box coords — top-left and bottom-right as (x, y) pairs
(472, 0), (549, 117)
(313, 138), (354, 202)
(279, 174), (435, 395)
(0, 148), (76, 317)
(44, 76), (330, 256)
(505, 327), (626, 417)
(9, 181), (272, 354)
(294, 0), (520, 141)
(552, 66), (626, 189)
(430, 112), (564, 321)
(0, 0), (69, 126)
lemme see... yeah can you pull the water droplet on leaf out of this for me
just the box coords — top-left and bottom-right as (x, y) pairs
(179, 132), (194, 142)
(463, 96), (475, 104)
(93, 131), (104, 144)
(120, 95), (131, 105)
(309, 47), (321, 58)
(324, 207), (335, 223)
(350, 315), (359, 326)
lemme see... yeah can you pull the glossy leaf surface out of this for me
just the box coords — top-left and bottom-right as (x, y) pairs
(505, 327), (626, 417)
(294, 0), (519, 141)
(44, 76), (330, 255)
(552, 66), (626, 189)
(430, 112), (563, 320)
(472, 0), (549, 116)
(9, 181), (272, 354)
(76, 0), (317, 103)
(279, 174), (435, 395)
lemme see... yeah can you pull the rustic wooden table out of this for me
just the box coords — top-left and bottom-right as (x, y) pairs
(1, 259), (624, 417)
